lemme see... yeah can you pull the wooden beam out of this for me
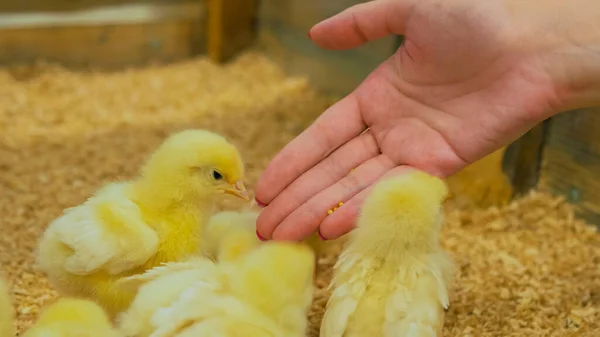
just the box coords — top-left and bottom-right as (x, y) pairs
(0, 0), (183, 13)
(538, 108), (600, 227)
(502, 122), (548, 197)
(0, 2), (206, 70)
(0, 2), (203, 29)
(207, 0), (258, 63)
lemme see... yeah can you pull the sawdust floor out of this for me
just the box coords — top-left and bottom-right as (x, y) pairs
(1, 52), (599, 337)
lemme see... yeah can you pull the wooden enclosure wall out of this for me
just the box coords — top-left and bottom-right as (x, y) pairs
(538, 109), (600, 226)
(505, 108), (600, 228)
(257, 0), (401, 96)
(207, 0), (258, 62)
(0, 0), (256, 69)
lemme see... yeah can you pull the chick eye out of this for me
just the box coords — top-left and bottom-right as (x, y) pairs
(211, 170), (223, 181)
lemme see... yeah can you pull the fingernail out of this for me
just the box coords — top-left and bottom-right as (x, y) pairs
(317, 229), (328, 241)
(256, 230), (267, 241)
(255, 197), (267, 208)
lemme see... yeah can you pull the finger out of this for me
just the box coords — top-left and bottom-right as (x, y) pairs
(255, 131), (379, 239)
(309, 0), (414, 50)
(318, 165), (417, 240)
(271, 154), (396, 241)
(255, 94), (366, 205)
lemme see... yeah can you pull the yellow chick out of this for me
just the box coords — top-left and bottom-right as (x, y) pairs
(202, 210), (330, 281)
(0, 277), (15, 337)
(21, 297), (120, 337)
(117, 241), (315, 337)
(214, 241), (315, 337)
(320, 170), (455, 337)
(202, 210), (262, 262)
(35, 129), (249, 317)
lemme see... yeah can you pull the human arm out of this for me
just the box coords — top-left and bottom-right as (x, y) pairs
(254, 0), (600, 241)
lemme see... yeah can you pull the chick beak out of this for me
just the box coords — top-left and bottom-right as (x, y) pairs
(223, 180), (250, 201)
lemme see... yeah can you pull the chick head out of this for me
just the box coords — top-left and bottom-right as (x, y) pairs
(357, 169), (450, 253)
(139, 129), (249, 202)
(203, 211), (260, 261)
(229, 241), (315, 329)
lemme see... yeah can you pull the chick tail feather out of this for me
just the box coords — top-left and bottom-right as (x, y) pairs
(382, 271), (448, 337)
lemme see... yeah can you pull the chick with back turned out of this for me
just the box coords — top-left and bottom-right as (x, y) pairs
(35, 129), (250, 317)
(320, 170), (455, 337)
(117, 241), (315, 337)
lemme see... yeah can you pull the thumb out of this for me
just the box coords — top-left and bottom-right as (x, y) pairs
(309, 0), (415, 50)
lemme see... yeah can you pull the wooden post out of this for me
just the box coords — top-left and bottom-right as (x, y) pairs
(207, 0), (258, 63)
(502, 122), (548, 197)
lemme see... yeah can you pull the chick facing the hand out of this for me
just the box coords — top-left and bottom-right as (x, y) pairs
(320, 170), (455, 337)
(36, 129), (249, 317)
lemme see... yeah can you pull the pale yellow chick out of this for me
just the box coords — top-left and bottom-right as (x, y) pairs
(202, 210), (333, 281)
(117, 241), (315, 337)
(36, 129), (250, 317)
(21, 297), (120, 337)
(0, 277), (15, 337)
(202, 210), (262, 262)
(320, 170), (456, 337)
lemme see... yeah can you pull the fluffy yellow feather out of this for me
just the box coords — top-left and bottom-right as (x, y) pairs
(320, 170), (456, 337)
(115, 257), (221, 337)
(35, 129), (249, 317)
(117, 241), (315, 337)
(202, 209), (338, 281)
(0, 278), (15, 337)
(21, 297), (120, 337)
(202, 210), (262, 262)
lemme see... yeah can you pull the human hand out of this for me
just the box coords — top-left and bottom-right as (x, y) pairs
(255, 0), (600, 241)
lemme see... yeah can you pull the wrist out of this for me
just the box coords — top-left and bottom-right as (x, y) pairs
(508, 0), (600, 113)
(547, 46), (600, 113)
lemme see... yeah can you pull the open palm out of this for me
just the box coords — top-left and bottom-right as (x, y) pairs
(255, 0), (564, 241)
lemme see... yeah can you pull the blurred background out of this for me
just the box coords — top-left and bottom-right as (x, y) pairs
(0, 1), (599, 336)
(0, 0), (596, 216)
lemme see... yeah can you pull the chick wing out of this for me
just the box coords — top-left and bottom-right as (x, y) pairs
(320, 252), (378, 337)
(40, 183), (159, 276)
